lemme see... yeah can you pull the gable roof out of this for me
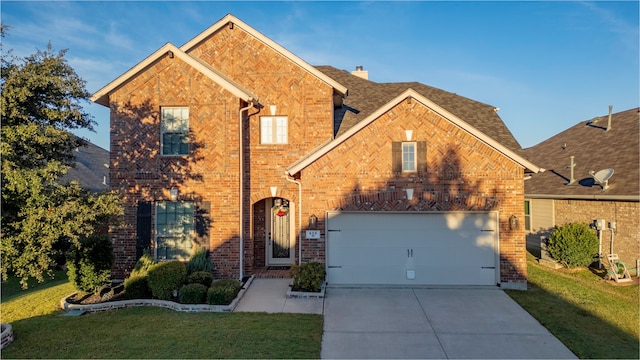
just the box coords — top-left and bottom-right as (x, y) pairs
(315, 66), (523, 154)
(180, 14), (348, 97)
(91, 42), (259, 106)
(524, 107), (639, 200)
(287, 86), (541, 175)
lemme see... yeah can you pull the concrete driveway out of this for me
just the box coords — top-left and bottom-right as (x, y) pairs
(321, 287), (577, 359)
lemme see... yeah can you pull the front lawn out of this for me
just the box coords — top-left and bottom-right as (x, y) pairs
(1, 274), (322, 359)
(507, 252), (639, 359)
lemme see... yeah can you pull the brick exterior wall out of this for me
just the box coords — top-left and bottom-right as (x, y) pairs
(107, 22), (529, 288)
(554, 199), (639, 267)
(108, 25), (333, 279)
(299, 100), (527, 288)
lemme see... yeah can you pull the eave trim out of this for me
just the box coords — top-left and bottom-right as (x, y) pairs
(525, 194), (640, 201)
(180, 14), (348, 96)
(91, 43), (258, 106)
(287, 88), (541, 175)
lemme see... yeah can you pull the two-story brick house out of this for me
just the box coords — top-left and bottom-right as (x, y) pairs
(92, 14), (540, 290)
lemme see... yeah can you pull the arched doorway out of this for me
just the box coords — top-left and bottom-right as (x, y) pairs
(265, 197), (296, 266)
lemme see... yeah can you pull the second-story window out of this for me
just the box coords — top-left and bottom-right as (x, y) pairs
(402, 142), (416, 172)
(260, 116), (288, 144)
(161, 107), (189, 155)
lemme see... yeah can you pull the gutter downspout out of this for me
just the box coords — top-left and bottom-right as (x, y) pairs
(238, 101), (253, 281)
(285, 172), (302, 266)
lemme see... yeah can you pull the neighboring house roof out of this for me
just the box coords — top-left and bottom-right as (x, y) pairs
(62, 141), (109, 192)
(180, 14), (348, 97)
(287, 67), (539, 175)
(91, 43), (259, 106)
(524, 107), (639, 201)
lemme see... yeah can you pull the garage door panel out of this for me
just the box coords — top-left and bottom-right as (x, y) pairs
(327, 211), (498, 286)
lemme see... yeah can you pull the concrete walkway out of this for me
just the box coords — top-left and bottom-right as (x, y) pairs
(234, 280), (576, 359)
(234, 278), (323, 314)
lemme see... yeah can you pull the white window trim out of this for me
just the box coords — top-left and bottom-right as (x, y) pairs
(161, 106), (189, 156)
(402, 141), (417, 172)
(260, 115), (288, 144)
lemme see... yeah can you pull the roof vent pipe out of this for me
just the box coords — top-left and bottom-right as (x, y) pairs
(568, 155), (576, 185)
(606, 105), (612, 132)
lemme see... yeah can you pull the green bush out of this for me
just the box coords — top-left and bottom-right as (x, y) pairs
(188, 271), (213, 287)
(179, 283), (208, 304)
(124, 275), (151, 299)
(547, 222), (599, 268)
(66, 234), (114, 293)
(290, 262), (326, 292)
(207, 279), (241, 305)
(186, 248), (213, 274)
(131, 249), (155, 277)
(146, 261), (187, 300)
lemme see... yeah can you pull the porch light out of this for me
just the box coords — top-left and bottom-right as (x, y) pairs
(170, 188), (178, 201)
(309, 214), (318, 229)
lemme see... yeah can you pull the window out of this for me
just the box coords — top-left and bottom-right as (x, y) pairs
(260, 116), (288, 144)
(402, 142), (416, 172)
(392, 141), (426, 173)
(155, 201), (194, 260)
(161, 107), (189, 155)
(524, 200), (531, 231)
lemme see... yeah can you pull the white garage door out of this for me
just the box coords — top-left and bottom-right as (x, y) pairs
(326, 211), (499, 286)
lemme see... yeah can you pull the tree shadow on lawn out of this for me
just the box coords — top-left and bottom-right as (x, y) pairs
(2, 308), (322, 359)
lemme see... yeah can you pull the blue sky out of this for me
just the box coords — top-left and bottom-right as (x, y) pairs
(2, 1), (638, 151)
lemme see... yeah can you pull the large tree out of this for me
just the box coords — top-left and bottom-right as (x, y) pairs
(1, 26), (122, 288)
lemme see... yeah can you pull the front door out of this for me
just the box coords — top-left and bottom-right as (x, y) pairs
(266, 198), (296, 265)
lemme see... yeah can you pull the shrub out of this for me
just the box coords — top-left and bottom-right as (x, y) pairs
(188, 271), (213, 287)
(131, 249), (155, 277)
(124, 275), (151, 299)
(186, 248), (213, 274)
(66, 234), (114, 293)
(547, 222), (599, 268)
(207, 279), (241, 305)
(146, 261), (187, 300)
(179, 283), (208, 304)
(291, 262), (326, 292)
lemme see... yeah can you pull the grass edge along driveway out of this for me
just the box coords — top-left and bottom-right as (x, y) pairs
(506, 252), (639, 359)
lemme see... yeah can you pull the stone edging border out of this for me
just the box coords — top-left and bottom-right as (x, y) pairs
(1, 323), (14, 349)
(60, 276), (254, 314)
(286, 281), (325, 299)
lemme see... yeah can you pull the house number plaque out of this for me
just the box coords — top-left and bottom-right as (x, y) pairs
(305, 230), (321, 239)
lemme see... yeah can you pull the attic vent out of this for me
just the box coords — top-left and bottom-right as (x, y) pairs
(351, 66), (369, 80)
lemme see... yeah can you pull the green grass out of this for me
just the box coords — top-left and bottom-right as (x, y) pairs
(507, 252), (639, 359)
(1, 274), (322, 359)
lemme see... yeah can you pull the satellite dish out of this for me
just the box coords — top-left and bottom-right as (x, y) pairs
(590, 168), (614, 190)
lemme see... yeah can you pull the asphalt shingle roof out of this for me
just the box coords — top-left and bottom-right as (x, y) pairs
(524, 107), (639, 198)
(62, 141), (110, 192)
(314, 66), (523, 154)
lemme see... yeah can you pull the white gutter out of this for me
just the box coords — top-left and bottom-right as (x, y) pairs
(238, 102), (254, 280)
(285, 172), (302, 266)
(526, 194), (639, 201)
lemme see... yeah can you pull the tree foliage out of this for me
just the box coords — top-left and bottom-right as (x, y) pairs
(0, 27), (122, 288)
